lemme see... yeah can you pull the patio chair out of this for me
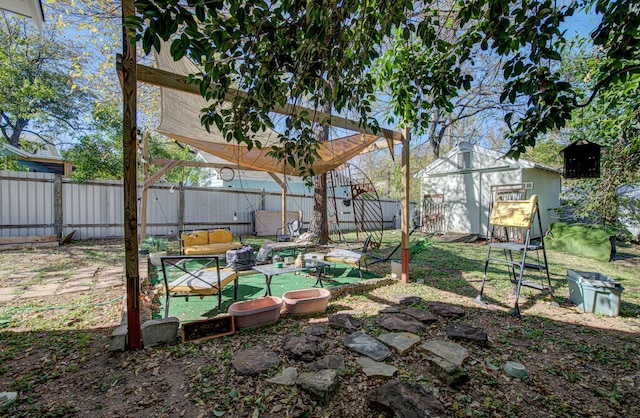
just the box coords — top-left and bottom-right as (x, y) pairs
(276, 220), (302, 242)
(325, 234), (372, 279)
(476, 195), (555, 317)
(161, 255), (238, 318)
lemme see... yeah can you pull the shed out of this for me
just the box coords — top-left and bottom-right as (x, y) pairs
(420, 142), (562, 237)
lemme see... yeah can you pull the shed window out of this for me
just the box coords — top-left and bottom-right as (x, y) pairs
(458, 151), (472, 169)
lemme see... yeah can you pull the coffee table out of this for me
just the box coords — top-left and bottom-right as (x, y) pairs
(252, 260), (331, 296)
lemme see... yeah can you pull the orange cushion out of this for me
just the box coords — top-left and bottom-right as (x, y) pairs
(208, 229), (233, 244)
(182, 230), (209, 246)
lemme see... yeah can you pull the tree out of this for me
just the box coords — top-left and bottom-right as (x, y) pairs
(129, 0), (590, 167)
(0, 19), (92, 148)
(63, 103), (212, 184)
(129, 0), (639, 230)
(43, 1), (161, 122)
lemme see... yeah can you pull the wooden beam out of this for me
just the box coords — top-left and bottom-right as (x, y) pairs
(0, 235), (57, 245)
(140, 130), (149, 242)
(148, 158), (244, 170)
(121, 0), (142, 350)
(178, 182), (184, 235)
(136, 64), (403, 143)
(282, 174), (287, 230)
(267, 172), (286, 189)
(143, 160), (180, 189)
(401, 126), (410, 284)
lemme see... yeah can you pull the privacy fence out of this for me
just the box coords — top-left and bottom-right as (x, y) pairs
(0, 171), (405, 241)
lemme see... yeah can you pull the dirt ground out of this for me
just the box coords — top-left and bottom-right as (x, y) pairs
(0, 239), (639, 417)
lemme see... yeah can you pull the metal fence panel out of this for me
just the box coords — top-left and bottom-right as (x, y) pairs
(63, 179), (123, 239)
(0, 171), (55, 237)
(1, 171), (411, 240)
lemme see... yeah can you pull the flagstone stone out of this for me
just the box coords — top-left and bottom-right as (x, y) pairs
(343, 331), (391, 361)
(266, 367), (298, 385)
(377, 332), (421, 355)
(356, 357), (398, 379)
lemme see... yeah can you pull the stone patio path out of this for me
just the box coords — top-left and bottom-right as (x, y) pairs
(0, 266), (125, 302)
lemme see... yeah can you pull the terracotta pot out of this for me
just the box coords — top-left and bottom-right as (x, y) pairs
(228, 296), (283, 329)
(282, 288), (331, 315)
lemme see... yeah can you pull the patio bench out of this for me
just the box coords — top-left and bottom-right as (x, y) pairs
(180, 228), (243, 255)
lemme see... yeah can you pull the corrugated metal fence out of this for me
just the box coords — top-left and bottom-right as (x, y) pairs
(1, 171), (403, 240)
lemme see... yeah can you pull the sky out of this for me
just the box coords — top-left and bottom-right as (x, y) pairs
(561, 5), (600, 39)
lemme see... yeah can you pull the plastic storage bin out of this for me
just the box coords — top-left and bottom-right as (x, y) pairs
(566, 269), (624, 317)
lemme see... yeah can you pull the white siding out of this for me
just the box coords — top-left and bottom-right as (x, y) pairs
(421, 143), (561, 237)
(522, 169), (562, 235)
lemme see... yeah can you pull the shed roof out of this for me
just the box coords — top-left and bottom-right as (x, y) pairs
(422, 142), (561, 176)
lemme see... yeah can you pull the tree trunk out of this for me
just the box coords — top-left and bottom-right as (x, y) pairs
(311, 94), (332, 245)
(9, 118), (29, 148)
(428, 109), (441, 159)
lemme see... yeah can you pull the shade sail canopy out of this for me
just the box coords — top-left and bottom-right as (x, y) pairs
(0, 0), (44, 31)
(153, 43), (397, 176)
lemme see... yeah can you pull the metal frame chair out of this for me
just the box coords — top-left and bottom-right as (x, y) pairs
(276, 219), (302, 242)
(161, 255), (238, 318)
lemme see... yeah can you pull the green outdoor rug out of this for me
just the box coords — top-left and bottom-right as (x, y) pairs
(545, 222), (617, 262)
(152, 263), (380, 322)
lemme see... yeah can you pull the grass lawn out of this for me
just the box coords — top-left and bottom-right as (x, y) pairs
(1, 232), (639, 417)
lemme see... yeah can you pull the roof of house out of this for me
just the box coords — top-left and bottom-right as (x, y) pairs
(0, 140), (66, 175)
(0, 0), (44, 31)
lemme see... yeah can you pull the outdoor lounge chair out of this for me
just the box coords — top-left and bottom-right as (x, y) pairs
(325, 235), (371, 279)
(161, 255), (238, 318)
(257, 231), (318, 261)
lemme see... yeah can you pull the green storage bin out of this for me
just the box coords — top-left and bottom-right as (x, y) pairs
(566, 269), (624, 317)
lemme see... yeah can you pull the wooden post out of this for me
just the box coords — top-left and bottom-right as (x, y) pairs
(54, 174), (63, 242)
(178, 181), (185, 234)
(401, 126), (410, 284)
(121, 0), (142, 350)
(140, 130), (149, 242)
(282, 173), (287, 230)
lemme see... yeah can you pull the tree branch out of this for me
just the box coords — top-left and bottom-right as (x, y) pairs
(573, 63), (640, 108)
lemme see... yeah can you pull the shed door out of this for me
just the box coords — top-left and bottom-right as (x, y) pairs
(421, 194), (445, 234)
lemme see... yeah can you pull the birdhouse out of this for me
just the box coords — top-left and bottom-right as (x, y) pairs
(560, 140), (604, 179)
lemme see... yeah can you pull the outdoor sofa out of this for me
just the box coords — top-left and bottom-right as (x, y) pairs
(180, 228), (242, 255)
